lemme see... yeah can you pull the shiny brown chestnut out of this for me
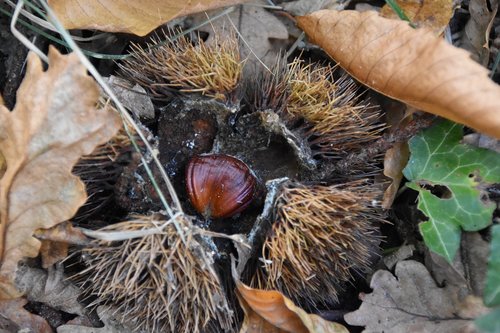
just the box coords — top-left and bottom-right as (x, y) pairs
(186, 154), (256, 219)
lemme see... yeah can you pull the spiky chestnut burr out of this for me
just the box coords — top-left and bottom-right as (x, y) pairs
(251, 58), (385, 162)
(254, 179), (384, 308)
(74, 214), (232, 333)
(120, 33), (243, 102)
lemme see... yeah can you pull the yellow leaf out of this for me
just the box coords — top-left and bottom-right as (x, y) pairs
(380, 0), (454, 34)
(48, 0), (251, 36)
(297, 10), (500, 139)
(0, 47), (121, 298)
(236, 281), (348, 333)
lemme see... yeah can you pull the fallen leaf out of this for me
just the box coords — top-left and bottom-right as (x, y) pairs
(380, 0), (454, 34)
(105, 76), (154, 120)
(48, 0), (251, 36)
(283, 0), (341, 16)
(192, 1), (289, 72)
(382, 142), (409, 209)
(484, 225), (500, 306)
(460, 0), (499, 65)
(0, 47), (121, 298)
(403, 120), (500, 262)
(57, 306), (135, 333)
(425, 232), (489, 297)
(0, 298), (53, 333)
(16, 265), (85, 316)
(463, 133), (500, 153)
(344, 260), (486, 332)
(35, 222), (90, 268)
(297, 10), (500, 139)
(383, 244), (415, 269)
(236, 281), (348, 333)
(0, 153), (5, 180)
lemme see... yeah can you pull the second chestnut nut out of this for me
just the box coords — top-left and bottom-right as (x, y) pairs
(186, 154), (256, 219)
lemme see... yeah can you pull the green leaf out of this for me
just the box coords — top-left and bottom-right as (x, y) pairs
(403, 120), (500, 262)
(484, 225), (500, 306)
(475, 308), (500, 333)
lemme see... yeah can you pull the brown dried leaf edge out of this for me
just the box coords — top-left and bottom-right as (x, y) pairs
(297, 10), (500, 139)
(236, 281), (348, 333)
(0, 47), (121, 298)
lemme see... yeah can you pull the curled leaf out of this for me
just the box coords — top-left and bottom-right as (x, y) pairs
(236, 281), (348, 333)
(0, 47), (121, 298)
(297, 10), (500, 138)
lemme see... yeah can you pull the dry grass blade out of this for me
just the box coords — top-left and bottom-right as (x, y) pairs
(73, 214), (232, 333)
(120, 33), (243, 102)
(255, 180), (385, 308)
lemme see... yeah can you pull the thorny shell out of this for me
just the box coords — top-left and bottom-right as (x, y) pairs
(186, 154), (256, 219)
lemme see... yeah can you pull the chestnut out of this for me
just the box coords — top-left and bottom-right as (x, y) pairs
(186, 154), (256, 219)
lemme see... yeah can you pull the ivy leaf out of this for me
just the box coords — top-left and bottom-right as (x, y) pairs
(475, 308), (500, 333)
(484, 225), (500, 306)
(403, 120), (500, 262)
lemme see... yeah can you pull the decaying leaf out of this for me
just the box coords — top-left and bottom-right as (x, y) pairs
(47, 0), (251, 36)
(0, 47), (121, 298)
(57, 306), (135, 333)
(236, 281), (348, 333)
(15, 265), (85, 316)
(344, 260), (486, 332)
(0, 297), (53, 333)
(35, 222), (90, 268)
(460, 0), (499, 65)
(382, 142), (409, 209)
(297, 10), (500, 139)
(380, 0), (454, 34)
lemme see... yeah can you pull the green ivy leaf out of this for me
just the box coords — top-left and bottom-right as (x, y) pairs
(403, 120), (500, 262)
(484, 225), (500, 307)
(475, 308), (500, 333)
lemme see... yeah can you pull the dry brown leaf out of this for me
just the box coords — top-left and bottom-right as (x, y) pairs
(297, 10), (500, 139)
(48, 0), (251, 36)
(460, 0), (499, 65)
(382, 142), (409, 208)
(35, 222), (90, 268)
(16, 265), (85, 316)
(236, 281), (348, 333)
(380, 0), (454, 34)
(0, 298), (53, 333)
(344, 260), (486, 333)
(0, 47), (121, 299)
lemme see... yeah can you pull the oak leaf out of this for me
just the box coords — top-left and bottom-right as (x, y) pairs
(47, 0), (251, 36)
(236, 281), (348, 333)
(297, 10), (500, 139)
(344, 260), (485, 332)
(0, 47), (121, 298)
